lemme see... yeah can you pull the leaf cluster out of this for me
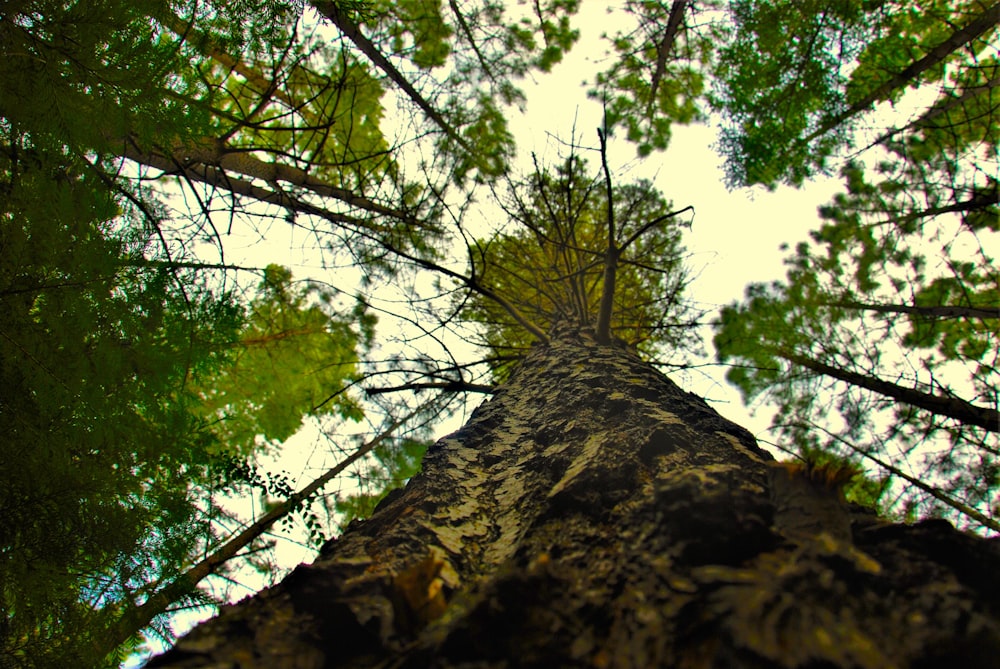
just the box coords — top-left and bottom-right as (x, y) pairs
(463, 155), (701, 381)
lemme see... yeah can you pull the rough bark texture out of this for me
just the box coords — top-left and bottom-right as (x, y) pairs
(150, 328), (1000, 668)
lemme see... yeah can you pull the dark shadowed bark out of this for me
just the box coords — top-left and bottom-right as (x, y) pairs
(150, 327), (1000, 668)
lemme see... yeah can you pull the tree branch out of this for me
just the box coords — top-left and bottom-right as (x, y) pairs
(863, 66), (1000, 152)
(366, 380), (495, 396)
(119, 135), (428, 228)
(647, 0), (689, 117)
(827, 300), (998, 321)
(778, 348), (1000, 433)
(101, 408), (421, 657)
(618, 205), (693, 254)
(313, 1), (476, 157)
(595, 127), (619, 344)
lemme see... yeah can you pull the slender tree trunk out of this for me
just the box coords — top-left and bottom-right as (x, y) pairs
(804, 2), (1000, 144)
(828, 299), (998, 321)
(100, 417), (409, 657)
(150, 327), (1000, 668)
(778, 348), (1000, 432)
(647, 0), (689, 117)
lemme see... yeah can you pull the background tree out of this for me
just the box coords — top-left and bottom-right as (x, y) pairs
(2, 3), (238, 663)
(2, 0), (589, 665)
(711, 0), (999, 529)
(0, 1), (385, 665)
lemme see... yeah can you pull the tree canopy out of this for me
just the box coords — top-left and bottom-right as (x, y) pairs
(461, 153), (701, 380)
(1, 0), (998, 665)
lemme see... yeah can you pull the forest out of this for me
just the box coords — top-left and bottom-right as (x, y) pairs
(1, 1), (997, 667)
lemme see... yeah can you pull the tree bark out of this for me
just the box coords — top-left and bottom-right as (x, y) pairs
(149, 327), (1000, 668)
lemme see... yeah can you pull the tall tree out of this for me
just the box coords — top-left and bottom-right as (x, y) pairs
(7, 0), (1000, 665)
(461, 154), (700, 380)
(1, 3), (236, 663)
(2, 0), (590, 664)
(150, 326), (1000, 668)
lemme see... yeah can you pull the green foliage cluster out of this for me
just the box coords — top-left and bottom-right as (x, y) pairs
(2, 5), (222, 665)
(193, 265), (366, 455)
(593, 0), (720, 156)
(710, 0), (998, 189)
(710, 0), (878, 187)
(711, 0), (999, 528)
(464, 156), (701, 381)
(356, 0), (581, 181)
(0, 2), (374, 665)
(1, 0), (194, 151)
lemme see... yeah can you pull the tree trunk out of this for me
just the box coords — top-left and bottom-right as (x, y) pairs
(149, 327), (1000, 668)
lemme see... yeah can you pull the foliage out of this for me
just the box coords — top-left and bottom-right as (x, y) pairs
(714, 157), (998, 527)
(1, 6), (235, 662)
(592, 0), (721, 156)
(708, 0), (881, 187)
(194, 265), (366, 455)
(355, 0), (581, 181)
(0, 151), (241, 665)
(463, 155), (701, 381)
(710, 0), (1000, 188)
(0, 1), (376, 664)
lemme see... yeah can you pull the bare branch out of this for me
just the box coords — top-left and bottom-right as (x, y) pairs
(647, 1), (689, 117)
(367, 380), (495, 396)
(595, 127), (619, 344)
(618, 205), (693, 254)
(313, 1), (476, 157)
